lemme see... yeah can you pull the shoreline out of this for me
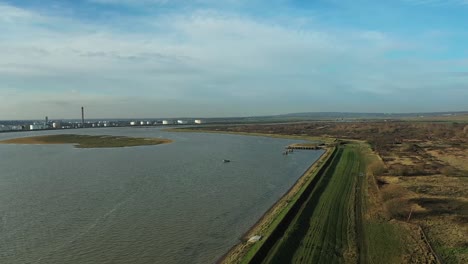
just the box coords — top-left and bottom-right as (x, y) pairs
(218, 146), (334, 263)
(167, 127), (336, 263)
(166, 127), (335, 144)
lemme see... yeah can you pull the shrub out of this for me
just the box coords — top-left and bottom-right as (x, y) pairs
(385, 198), (411, 220)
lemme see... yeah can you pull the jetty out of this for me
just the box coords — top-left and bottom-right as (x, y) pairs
(286, 143), (325, 150)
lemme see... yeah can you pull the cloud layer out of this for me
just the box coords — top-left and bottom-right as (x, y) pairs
(0, 1), (467, 119)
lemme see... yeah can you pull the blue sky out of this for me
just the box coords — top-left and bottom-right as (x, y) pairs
(1, 0), (467, 119)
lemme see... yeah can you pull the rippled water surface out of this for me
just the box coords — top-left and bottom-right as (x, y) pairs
(0, 127), (323, 264)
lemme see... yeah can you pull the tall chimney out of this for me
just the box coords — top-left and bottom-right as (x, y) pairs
(81, 106), (84, 126)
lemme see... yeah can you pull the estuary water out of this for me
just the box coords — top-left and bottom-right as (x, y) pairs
(0, 127), (324, 264)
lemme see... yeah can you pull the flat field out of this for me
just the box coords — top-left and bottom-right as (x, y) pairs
(0, 134), (172, 148)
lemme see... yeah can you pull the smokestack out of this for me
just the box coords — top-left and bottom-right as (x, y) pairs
(81, 106), (84, 126)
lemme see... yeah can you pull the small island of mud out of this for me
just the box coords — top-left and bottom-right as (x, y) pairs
(0, 134), (173, 148)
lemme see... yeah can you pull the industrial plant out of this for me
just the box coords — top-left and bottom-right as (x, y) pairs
(0, 107), (205, 132)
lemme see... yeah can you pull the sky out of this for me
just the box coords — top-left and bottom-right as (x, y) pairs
(1, 0), (467, 119)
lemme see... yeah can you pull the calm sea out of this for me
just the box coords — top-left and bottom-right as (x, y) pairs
(0, 127), (323, 264)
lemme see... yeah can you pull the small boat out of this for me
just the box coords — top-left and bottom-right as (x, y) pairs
(223, 159), (231, 163)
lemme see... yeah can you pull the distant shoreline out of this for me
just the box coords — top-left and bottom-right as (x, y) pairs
(167, 127), (335, 144)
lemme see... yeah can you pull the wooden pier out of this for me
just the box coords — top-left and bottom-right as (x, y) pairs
(286, 144), (325, 150)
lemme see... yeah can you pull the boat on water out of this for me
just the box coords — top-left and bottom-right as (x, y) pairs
(223, 159), (231, 163)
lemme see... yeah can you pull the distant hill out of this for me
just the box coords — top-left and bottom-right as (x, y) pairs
(2, 111), (467, 125)
(275, 111), (468, 119)
(194, 111), (468, 124)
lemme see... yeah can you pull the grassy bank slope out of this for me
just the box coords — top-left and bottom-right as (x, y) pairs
(0, 134), (172, 148)
(260, 142), (431, 264)
(262, 144), (363, 263)
(358, 144), (408, 264)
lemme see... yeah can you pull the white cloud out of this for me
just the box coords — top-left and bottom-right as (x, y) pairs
(88, 0), (170, 5)
(0, 3), (39, 22)
(0, 2), (467, 119)
(86, 0), (249, 7)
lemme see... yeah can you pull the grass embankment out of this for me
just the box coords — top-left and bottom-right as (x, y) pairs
(0, 134), (172, 148)
(262, 144), (363, 263)
(359, 145), (409, 264)
(258, 143), (422, 264)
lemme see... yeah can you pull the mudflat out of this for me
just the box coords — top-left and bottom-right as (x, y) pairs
(0, 134), (173, 148)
